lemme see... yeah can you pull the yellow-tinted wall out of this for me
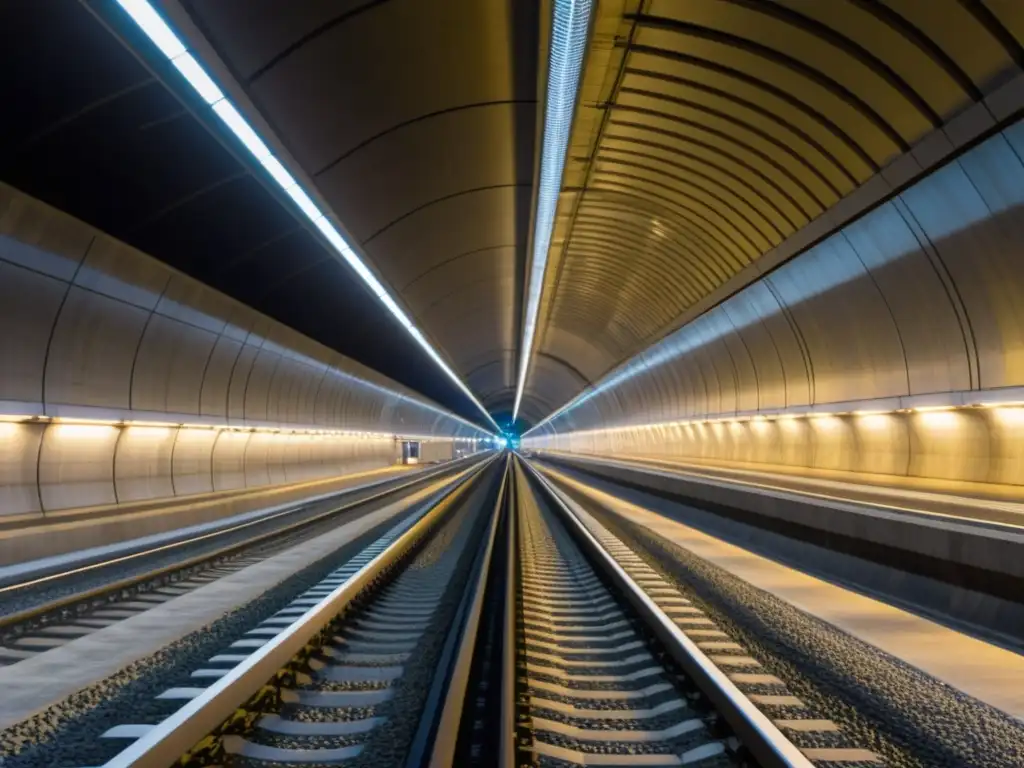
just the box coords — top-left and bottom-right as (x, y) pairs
(0, 184), (477, 519)
(528, 405), (1024, 488)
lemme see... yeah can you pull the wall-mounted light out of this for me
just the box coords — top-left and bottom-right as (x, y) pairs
(524, 397), (1024, 444)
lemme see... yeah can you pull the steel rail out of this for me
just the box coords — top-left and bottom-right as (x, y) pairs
(103, 456), (497, 768)
(423, 455), (509, 767)
(499, 458), (518, 768)
(519, 456), (816, 768)
(0, 457), (483, 632)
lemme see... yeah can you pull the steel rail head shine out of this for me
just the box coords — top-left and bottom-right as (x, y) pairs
(424, 456), (510, 767)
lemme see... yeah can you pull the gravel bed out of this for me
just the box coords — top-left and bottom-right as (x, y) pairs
(527, 686), (682, 711)
(524, 657), (655, 674)
(522, 646), (649, 664)
(0, 471), (449, 622)
(780, 727), (850, 749)
(519, 485), (733, 768)
(524, 635), (639, 650)
(555, 469), (1024, 768)
(247, 731), (364, 750)
(228, 758), (339, 768)
(526, 615), (629, 627)
(328, 477), (494, 768)
(531, 707), (695, 730)
(286, 705), (379, 723)
(0, 501), (425, 768)
(536, 755), (733, 768)
(301, 678), (391, 692)
(527, 670), (672, 691)
(535, 729), (707, 755)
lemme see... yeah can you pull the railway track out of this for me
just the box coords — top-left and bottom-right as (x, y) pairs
(83, 456), (505, 768)
(514, 465), (733, 767)
(2, 455), (907, 767)
(0, 460), (474, 667)
(517, 460), (882, 768)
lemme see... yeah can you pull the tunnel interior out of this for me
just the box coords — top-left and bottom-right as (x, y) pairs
(5, 3), (1024, 767)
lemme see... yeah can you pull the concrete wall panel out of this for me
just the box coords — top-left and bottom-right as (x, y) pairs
(132, 315), (217, 415)
(114, 426), (177, 502)
(200, 335), (243, 418)
(212, 431), (252, 491)
(243, 432), (274, 488)
(45, 288), (148, 409)
(0, 262), (65, 404)
(244, 346), (280, 422)
(954, 134), (1024, 386)
(74, 235), (168, 310)
(769, 237), (906, 404)
(0, 422), (44, 517)
(721, 294), (788, 410)
(530, 406), (1024, 489)
(908, 409), (992, 484)
(0, 184), (484, 522)
(155, 274), (231, 335)
(851, 412), (910, 476)
(38, 422), (120, 510)
(841, 202), (971, 394)
(529, 117), (1024, 494)
(226, 343), (260, 422)
(171, 428), (218, 496)
(0, 184), (92, 281)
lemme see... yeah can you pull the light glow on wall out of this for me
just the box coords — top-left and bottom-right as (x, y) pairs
(916, 410), (960, 429)
(51, 423), (119, 440)
(857, 413), (894, 431)
(523, 399), (1024, 444)
(114, 0), (498, 433)
(0, 414), (463, 444)
(122, 426), (175, 438)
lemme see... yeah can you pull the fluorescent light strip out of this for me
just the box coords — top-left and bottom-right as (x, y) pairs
(116, 0), (498, 433)
(512, 0), (592, 422)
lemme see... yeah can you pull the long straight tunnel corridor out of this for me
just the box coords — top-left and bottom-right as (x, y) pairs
(3, 2), (1024, 766)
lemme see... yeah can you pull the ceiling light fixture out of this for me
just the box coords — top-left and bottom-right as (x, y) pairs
(512, 0), (593, 422)
(115, 0), (498, 433)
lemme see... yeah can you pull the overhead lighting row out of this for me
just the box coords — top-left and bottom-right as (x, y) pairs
(115, 0), (498, 433)
(512, 0), (593, 421)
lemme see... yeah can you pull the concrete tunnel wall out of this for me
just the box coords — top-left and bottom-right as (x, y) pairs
(0, 183), (481, 520)
(525, 116), (1024, 489)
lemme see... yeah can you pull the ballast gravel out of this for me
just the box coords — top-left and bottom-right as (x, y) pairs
(0, 471), (446, 622)
(552, 467), (1024, 768)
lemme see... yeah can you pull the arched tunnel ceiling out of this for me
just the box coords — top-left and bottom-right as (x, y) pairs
(7, 0), (1024, 433)
(172, 0), (540, 416)
(521, 0), (1024, 425)
(0, 0), (543, 429)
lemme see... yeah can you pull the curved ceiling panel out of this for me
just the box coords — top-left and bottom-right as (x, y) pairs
(528, 0), (1024, 424)
(179, 0), (539, 417)
(0, 0), (501, 424)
